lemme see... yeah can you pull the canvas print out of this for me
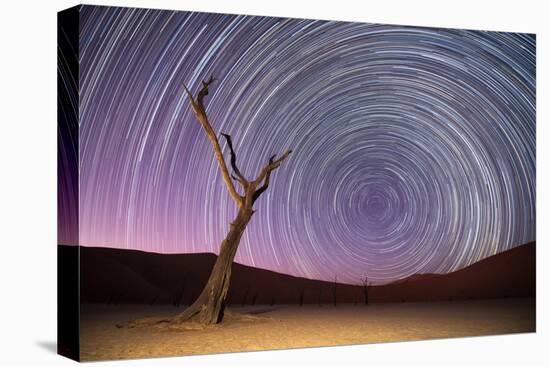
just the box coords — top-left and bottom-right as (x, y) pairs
(57, 4), (536, 362)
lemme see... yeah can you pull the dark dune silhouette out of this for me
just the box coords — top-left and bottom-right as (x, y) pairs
(390, 273), (439, 284)
(375, 242), (535, 302)
(67, 241), (534, 305)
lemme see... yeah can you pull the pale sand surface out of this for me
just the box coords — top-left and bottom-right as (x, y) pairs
(80, 298), (535, 361)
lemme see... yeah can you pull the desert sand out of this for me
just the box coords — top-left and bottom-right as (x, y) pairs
(80, 297), (535, 361)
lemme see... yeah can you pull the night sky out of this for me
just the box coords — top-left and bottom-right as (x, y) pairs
(74, 5), (535, 284)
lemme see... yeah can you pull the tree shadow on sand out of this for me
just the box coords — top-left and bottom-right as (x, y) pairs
(246, 306), (285, 315)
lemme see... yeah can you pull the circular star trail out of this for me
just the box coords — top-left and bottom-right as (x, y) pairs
(77, 6), (536, 284)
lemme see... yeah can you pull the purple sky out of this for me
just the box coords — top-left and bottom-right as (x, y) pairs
(60, 6), (535, 284)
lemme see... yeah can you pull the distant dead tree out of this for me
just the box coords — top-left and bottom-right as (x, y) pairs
(333, 275), (337, 307)
(251, 291), (259, 306)
(362, 274), (370, 305)
(171, 76), (291, 325)
(241, 287), (250, 307)
(299, 288), (305, 307)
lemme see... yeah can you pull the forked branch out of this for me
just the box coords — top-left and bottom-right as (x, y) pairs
(252, 155), (275, 203)
(183, 76), (291, 208)
(253, 150), (292, 186)
(252, 150), (292, 203)
(221, 133), (248, 188)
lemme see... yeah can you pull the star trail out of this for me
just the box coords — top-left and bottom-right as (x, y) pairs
(74, 5), (536, 284)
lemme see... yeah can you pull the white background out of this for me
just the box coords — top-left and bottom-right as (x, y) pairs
(0, 0), (548, 365)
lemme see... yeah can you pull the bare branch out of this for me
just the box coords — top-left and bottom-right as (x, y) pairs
(252, 155), (275, 203)
(221, 133), (248, 188)
(183, 78), (243, 206)
(253, 150), (292, 188)
(183, 85), (193, 102)
(251, 150), (292, 203)
(197, 75), (215, 108)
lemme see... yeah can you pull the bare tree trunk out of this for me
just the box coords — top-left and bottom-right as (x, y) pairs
(173, 207), (253, 324)
(362, 275), (369, 305)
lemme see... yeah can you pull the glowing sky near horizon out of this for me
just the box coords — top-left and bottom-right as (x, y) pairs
(73, 5), (535, 284)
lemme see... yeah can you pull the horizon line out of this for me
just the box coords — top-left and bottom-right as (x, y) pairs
(58, 241), (535, 286)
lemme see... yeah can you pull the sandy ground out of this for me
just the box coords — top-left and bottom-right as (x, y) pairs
(80, 298), (535, 361)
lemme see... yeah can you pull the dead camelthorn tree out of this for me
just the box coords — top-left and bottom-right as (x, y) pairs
(171, 76), (292, 325)
(299, 288), (305, 307)
(362, 274), (370, 305)
(333, 275), (337, 307)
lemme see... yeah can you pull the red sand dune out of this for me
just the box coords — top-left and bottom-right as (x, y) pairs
(72, 241), (534, 305)
(390, 273), (439, 284)
(374, 242), (535, 302)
